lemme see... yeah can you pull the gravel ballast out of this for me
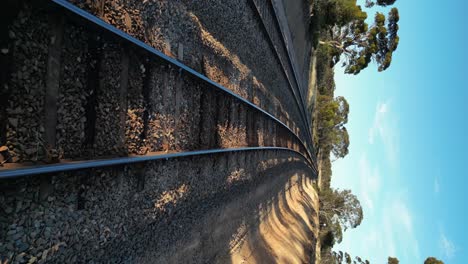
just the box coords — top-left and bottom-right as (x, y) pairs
(0, 1), (315, 263)
(0, 150), (313, 263)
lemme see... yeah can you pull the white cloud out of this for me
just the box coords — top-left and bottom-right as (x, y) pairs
(440, 232), (456, 258)
(368, 101), (400, 168)
(359, 155), (381, 211)
(387, 198), (421, 261)
(434, 178), (440, 194)
(368, 102), (388, 144)
(393, 200), (413, 233)
(383, 214), (397, 258)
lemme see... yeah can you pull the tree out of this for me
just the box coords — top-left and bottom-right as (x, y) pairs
(424, 257), (444, 264)
(328, 218), (343, 243)
(317, 0), (400, 74)
(322, 251), (370, 264)
(365, 0), (397, 8)
(322, 254), (444, 264)
(320, 188), (363, 234)
(317, 96), (350, 159)
(334, 96), (350, 125)
(331, 127), (349, 159)
(320, 0), (368, 27)
(320, 8), (400, 74)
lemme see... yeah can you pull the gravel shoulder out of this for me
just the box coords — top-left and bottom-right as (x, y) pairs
(229, 170), (319, 264)
(0, 151), (317, 263)
(138, 158), (319, 264)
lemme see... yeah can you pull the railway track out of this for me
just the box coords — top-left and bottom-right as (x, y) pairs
(250, 0), (311, 131)
(0, 0), (317, 179)
(0, 147), (311, 179)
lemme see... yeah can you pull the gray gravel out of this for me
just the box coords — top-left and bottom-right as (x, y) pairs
(5, 7), (49, 162)
(0, 2), (313, 262)
(93, 43), (124, 157)
(0, 150), (312, 263)
(1, 0), (309, 165)
(56, 25), (90, 159)
(67, 0), (307, 145)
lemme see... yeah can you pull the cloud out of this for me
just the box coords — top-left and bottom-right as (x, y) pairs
(383, 214), (397, 258)
(440, 232), (456, 258)
(359, 155), (381, 211)
(386, 198), (421, 261)
(368, 102), (388, 144)
(393, 200), (413, 233)
(368, 100), (400, 168)
(434, 178), (440, 194)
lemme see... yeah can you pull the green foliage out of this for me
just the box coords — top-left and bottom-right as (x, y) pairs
(322, 250), (370, 264)
(319, 188), (363, 250)
(320, 189), (363, 231)
(322, 254), (443, 264)
(320, 0), (368, 27)
(316, 0), (400, 74)
(316, 45), (336, 96)
(424, 257), (444, 264)
(366, 0), (397, 8)
(320, 153), (333, 189)
(316, 95), (350, 159)
(313, 42), (349, 192)
(312, 44), (338, 190)
(318, 188), (363, 263)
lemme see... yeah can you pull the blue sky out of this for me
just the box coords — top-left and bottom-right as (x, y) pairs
(331, 0), (467, 263)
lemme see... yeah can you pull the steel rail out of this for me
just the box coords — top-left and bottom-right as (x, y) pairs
(270, 0), (309, 113)
(49, 0), (316, 167)
(249, 0), (313, 150)
(269, 5), (315, 153)
(0, 147), (314, 179)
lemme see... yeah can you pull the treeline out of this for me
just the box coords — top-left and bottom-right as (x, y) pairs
(313, 17), (362, 263)
(313, 43), (344, 189)
(311, 1), (445, 263)
(322, 254), (445, 264)
(311, 2), (362, 259)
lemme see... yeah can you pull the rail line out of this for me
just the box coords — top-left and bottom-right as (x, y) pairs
(250, 0), (312, 143)
(0, 0), (317, 178)
(48, 0), (315, 160)
(0, 147), (313, 179)
(270, 0), (310, 104)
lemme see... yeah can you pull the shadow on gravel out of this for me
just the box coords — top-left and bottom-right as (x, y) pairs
(227, 161), (318, 264)
(137, 156), (318, 264)
(0, 151), (317, 264)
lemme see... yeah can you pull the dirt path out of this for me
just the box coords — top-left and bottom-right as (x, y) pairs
(138, 160), (319, 264)
(230, 173), (319, 264)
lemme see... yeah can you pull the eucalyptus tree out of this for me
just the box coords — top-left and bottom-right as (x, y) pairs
(318, 0), (400, 74)
(320, 188), (363, 234)
(365, 0), (397, 8)
(317, 95), (350, 157)
(424, 257), (444, 264)
(320, 8), (400, 74)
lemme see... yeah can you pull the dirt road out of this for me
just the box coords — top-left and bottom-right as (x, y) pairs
(139, 159), (319, 264)
(230, 172), (319, 264)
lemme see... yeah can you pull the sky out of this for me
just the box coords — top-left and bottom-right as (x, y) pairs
(331, 0), (468, 263)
